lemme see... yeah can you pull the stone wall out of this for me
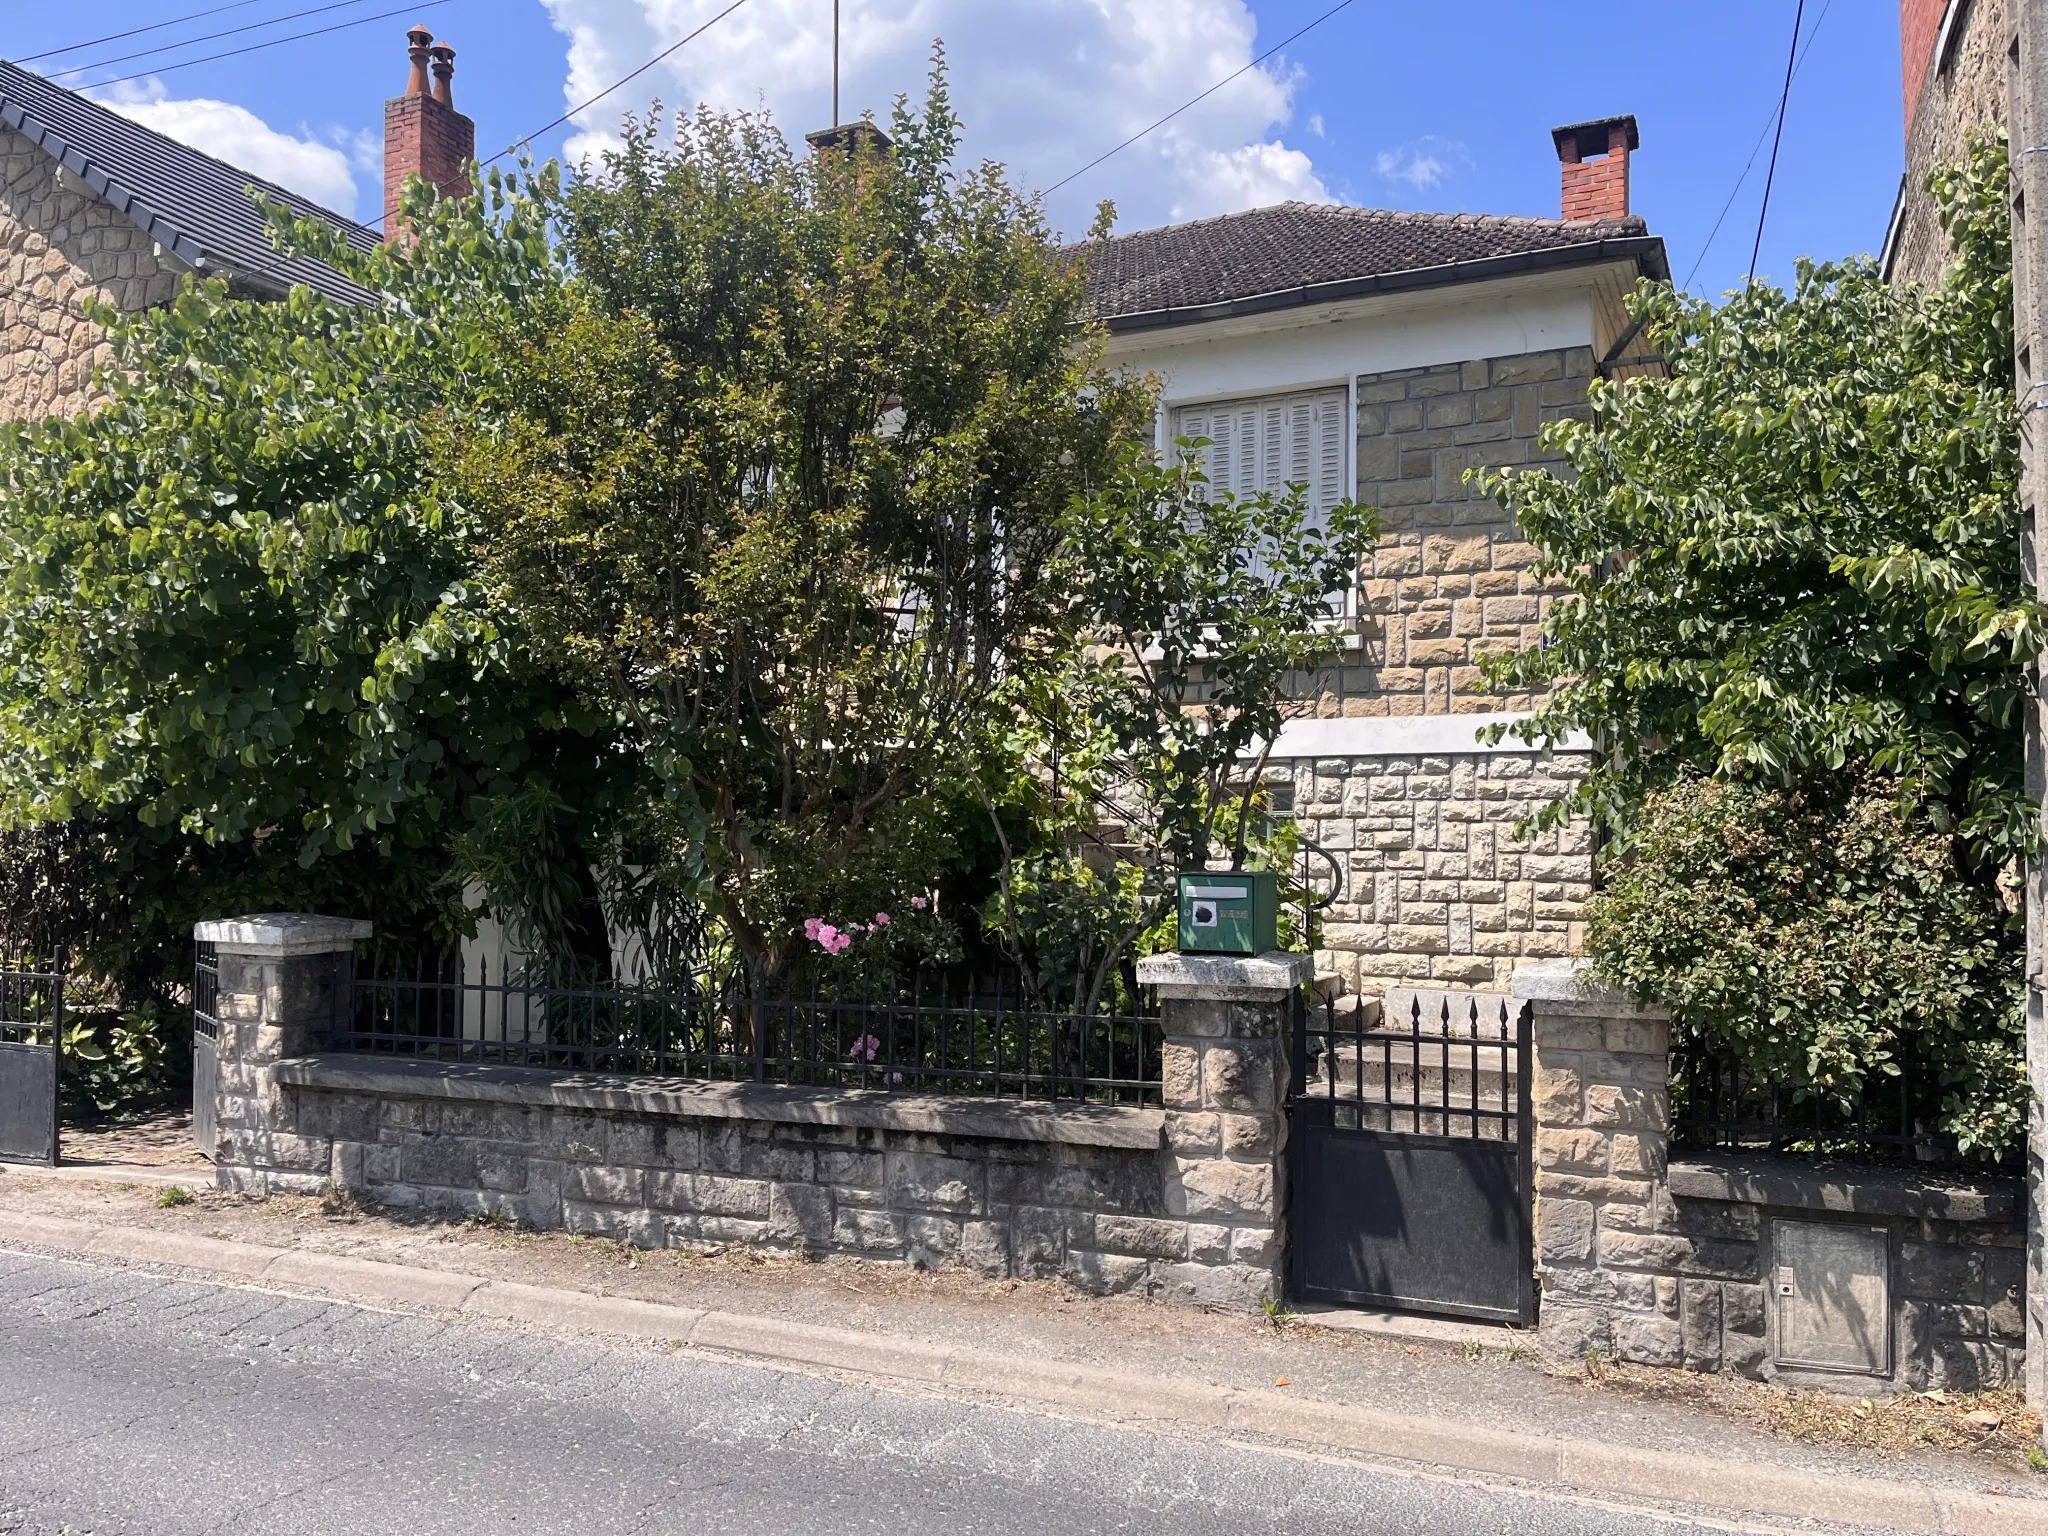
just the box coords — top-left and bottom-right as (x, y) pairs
(1283, 748), (1592, 996)
(208, 918), (1305, 1311)
(1520, 961), (2026, 1391)
(1260, 345), (1598, 998)
(1290, 345), (1590, 721)
(280, 1061), (1226, 1296)
(2, 125), (189, 421)
(1894, 0), (2009, 291)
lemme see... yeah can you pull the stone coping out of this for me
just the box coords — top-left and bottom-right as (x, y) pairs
(274, 1054), (1166, 1151)
(193, 914), (372, 957)
(1509, 958), (1664, 1016)
(1666, 1150), (2022, 1225)
(1135, 950), (1312, 1000)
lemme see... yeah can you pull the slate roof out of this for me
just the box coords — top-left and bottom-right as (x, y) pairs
(1081, 201), (1667, 332)
(0, 59), (377, 306)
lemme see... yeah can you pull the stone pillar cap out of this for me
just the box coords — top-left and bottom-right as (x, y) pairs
(1510, 957), (1663, 1014)
(193, 913), (373, 956)
(1136, 950), (1312, 1000)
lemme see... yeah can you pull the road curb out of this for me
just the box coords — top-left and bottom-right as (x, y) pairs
(0, 1209), (2040, 1535)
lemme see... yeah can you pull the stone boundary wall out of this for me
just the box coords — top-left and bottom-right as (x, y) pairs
(204, 918), (1306, 1311)
(1519, 961), (2025, 1391)
(280, 1058), (1247, 1298)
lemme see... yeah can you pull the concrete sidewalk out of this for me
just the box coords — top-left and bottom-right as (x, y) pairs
(1, 1163), (2044, 1535)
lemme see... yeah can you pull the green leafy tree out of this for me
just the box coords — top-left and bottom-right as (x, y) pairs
(0, 168), (614, 1040)
(447, 70), (1154, 973)
(1478, 133), (2040, 870)
(1476, 133), (2035, 1154)
(977, 447), (1375, 1009)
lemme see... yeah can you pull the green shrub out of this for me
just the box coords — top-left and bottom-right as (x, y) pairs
(1583, 773), (2024, 1159)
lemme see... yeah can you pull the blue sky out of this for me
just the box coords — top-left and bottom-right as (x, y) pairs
(4, 1), (1905, 302)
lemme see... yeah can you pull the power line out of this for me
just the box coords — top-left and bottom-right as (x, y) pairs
(1043, 0), (1358, 197)
(483, 0), (754, 167)
(1745, 0), (1809, 293)
(1681, 0), (1832, 291)
(77, 0), (454, 93)
(48, 0), (392, 83)
(16, 1), (271, 65)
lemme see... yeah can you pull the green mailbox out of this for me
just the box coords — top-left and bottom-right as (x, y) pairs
(1177, 869), (1278, 955)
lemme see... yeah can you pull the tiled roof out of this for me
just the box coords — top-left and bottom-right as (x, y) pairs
(1081, 201), (1665, 329)
(0, 59), (377, 306)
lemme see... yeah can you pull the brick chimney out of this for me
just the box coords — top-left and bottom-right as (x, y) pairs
(383, 23), (474, 242)
(1552, 115), (1638, 223)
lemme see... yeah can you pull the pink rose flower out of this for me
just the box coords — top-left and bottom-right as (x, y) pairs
(872, 912), (891, 927)
(910, 896), (928, 910)
(803, 917), (824, 941)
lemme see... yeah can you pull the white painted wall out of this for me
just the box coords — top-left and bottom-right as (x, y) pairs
(1103, 269), (1603, 411)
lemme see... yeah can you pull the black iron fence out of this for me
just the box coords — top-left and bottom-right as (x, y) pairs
(1669, 1046), (2007, 1171)
(1295, 990), (1529, 1142)
(339, 949), (1162, 1105)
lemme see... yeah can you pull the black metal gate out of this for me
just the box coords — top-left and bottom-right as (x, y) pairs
(191, 940), (220, 1160)
(0, 948), (66, 1167)
(1288, 990), (1534, 1325)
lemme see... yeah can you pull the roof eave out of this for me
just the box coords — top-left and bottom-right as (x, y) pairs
(0, 98), (212, 271)
(0, 90), (374, 307)
(1095, 234), (1672, 337)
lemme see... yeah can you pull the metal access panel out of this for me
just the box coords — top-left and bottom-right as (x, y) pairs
(1771, 1220), (1891, 1377)
(1178, 870), (1278, 955)
(1289, 991), (1534, 1325)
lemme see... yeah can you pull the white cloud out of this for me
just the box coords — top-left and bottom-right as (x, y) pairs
(1374, 135), (1471, 192)
(537, 0), (1334, 235)
(1306, 112), (1325, 139)
(95, 79), (360, 216)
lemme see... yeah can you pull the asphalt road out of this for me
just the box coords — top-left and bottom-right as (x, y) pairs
(0, 1248), (1767, 1535)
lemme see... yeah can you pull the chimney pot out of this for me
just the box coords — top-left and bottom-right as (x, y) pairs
(385, 26), (476, 243)
(1551, 114), (1638, 223)
(429, 41), (455, 108)
(405, 24), (433, 98)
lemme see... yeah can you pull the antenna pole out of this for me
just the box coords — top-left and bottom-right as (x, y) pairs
(832, 0), (841, 126)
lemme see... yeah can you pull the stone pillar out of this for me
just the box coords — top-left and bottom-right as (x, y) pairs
(1514, 957), (1676, 1364)
(197, 914), (370, 1195)
(1135, 949), (1311, 1307)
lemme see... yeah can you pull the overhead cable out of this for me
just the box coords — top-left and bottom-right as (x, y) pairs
(1744, 0), (1809, 292)
(14, 1), (271, 65)
(78, 0), (455, 93)
(1043, 0), (1358, 197)
(47, 0), (390, 81)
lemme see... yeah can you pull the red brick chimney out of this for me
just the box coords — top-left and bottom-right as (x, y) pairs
(1552, 115), (1638, 223)
(383, 23), (475, 242)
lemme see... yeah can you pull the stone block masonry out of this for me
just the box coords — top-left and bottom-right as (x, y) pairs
(1518, 960), (2025, 1391)
(1285, 748), (1591, 997)
(1261, 344), (1600, 998)
(1, 125), (190, 422)
(1333, 345), (1592, 722)
(206, 917), (1305, 1311)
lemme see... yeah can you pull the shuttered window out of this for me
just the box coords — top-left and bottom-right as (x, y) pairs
(1173, 388), (1348, 521)
(1172, 387), (1351, 609)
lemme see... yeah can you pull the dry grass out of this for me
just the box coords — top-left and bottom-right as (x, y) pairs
(1562, 1355), (2044, 1473)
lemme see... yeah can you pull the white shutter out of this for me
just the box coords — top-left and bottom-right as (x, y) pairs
(1173, 387), (1348, 524)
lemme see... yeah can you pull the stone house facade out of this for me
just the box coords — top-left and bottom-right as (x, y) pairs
(0, 127), (190, 420)
(1888, 0), (2010, 289)
(1085, 119), (1665, 998)
(0, 36), (472, 425)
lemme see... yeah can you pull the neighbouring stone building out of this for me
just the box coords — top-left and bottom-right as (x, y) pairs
(1, 31), (476, 423)
(1083, 118), (1667, 999)
(1887, 0), (2011, 288)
